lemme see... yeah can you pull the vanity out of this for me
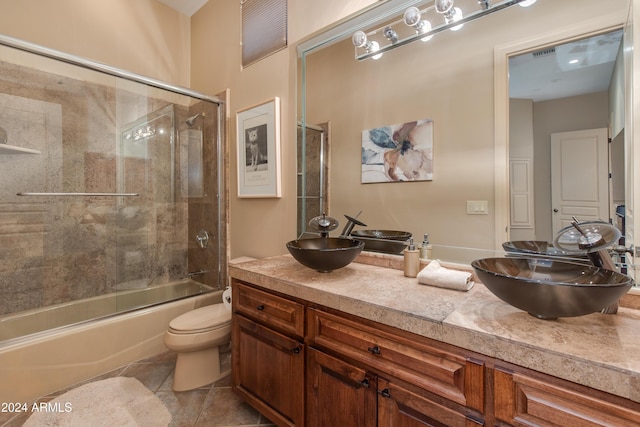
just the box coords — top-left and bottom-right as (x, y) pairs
(230, 253), (640, 427)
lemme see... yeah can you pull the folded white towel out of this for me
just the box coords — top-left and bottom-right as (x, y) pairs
(417, 259), (474, 291)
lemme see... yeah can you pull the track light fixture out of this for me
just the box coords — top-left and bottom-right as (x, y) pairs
(352, 0), (537, 61)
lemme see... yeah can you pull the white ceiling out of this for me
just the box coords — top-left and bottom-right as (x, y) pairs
(509, 29), (623, 102)
(157, 0), (208, 16)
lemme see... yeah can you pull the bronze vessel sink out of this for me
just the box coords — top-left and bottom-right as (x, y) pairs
(472, 257), (633, 319)
(286, 237), (364, 272)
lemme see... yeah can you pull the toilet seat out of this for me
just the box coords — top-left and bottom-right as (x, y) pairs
(168, 304), (231, 334)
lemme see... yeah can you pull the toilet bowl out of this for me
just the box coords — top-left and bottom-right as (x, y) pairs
(164, 302), (231, 391)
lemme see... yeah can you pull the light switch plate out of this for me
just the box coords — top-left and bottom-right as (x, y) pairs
(467, 200), (488, 215)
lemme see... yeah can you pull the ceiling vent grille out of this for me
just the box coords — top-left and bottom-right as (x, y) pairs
(532, 47), (556, 58)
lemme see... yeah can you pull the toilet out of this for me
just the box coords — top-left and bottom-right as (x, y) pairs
(164, 301), (232, 391)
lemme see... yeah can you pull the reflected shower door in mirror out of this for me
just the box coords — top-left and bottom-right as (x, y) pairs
(297, 122), (329, 237)
(508, 29), (624, 243)
(298, 0), (631, 264)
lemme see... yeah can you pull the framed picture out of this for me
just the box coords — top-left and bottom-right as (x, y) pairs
(236, 97), (282, 198)
(361, 119), (433, 183)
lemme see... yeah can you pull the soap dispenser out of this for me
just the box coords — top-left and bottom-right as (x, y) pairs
(404, 238), (420, 278)
(419, 234), (432, 260)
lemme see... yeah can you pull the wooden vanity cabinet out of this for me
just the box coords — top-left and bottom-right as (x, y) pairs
(493, 366), (640, 427)
(231, 279), (640, 427)
(307, 308), (486, 426)
(232, 281), (305, 427)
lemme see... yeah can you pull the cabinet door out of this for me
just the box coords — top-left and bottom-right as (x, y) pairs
(494, 367), (640, 427)
(377, 378), (483, 427)
(307, 347), (377, 427)
(232, 314), (304, 427)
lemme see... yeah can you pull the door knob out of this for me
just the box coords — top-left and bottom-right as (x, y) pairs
(553, 208), (559, 213)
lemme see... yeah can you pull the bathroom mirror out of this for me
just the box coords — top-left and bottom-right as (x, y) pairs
(297, 0), (634, 265)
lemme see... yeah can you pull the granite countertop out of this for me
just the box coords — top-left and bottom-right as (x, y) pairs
(229, 253), (640, 404)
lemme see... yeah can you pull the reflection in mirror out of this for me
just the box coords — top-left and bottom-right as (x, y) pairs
(297, 0), (631, 265)
(297, 122), (329, 237)
(508, 29), (624, 249)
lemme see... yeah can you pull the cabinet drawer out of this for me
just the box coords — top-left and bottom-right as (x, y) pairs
(494, 367), (640, 426)
(233, 281), (305, 338)
(308, 308), (484, 412)
(378, 378), (483, 427)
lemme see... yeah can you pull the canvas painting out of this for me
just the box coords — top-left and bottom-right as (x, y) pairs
(361, 119), (433, 183)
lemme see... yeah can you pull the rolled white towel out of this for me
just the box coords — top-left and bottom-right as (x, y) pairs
(417, 259), (474, 291)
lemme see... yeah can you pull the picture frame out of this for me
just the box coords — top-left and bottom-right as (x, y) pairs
(236, 97), (282, 198)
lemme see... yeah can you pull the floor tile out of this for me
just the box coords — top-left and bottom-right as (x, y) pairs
(195, 387), (262, 427)
(156, 388), (209, 427)
(2, 350), (275, 427)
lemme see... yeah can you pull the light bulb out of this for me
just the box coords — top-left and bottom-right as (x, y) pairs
(447, 7), (464, 31)
(352, 31), (367, 48)
(421, 20), (433, 42)
(370, 41), (383, 60)
(435, 0), (454, 15)
(403, 7), (421, 27)
(519, 0), (537, 7)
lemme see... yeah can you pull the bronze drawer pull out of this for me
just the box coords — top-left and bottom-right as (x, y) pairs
(360, 378), (370, 388)
(367, 345), (381, 355)
(378, 388), (391, 398)
(256, 305), (265, 311)
(291, 346), (301, 354)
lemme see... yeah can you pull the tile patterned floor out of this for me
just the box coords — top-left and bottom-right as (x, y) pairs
(0, 350), (275, 427)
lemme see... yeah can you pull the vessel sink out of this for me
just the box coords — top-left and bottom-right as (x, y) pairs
(471, 257), (633, 319)
(502, 240), (580, 258)
(350, 230), (411, 254)
(286, 237), (364, 272)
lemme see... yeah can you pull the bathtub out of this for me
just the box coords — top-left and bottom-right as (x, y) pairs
(0, 280), (219, 402)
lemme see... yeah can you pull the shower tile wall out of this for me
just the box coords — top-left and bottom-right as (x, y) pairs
(183, 101), (221, 289)
(0, 59), (194, 317)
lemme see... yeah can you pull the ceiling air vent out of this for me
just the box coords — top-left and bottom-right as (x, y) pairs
(532, 47), (556, 58)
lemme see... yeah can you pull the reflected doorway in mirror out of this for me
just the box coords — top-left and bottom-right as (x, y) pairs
(361, 119), (433, 183)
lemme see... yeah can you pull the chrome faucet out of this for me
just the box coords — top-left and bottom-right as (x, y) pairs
(555, 217), (624, 314)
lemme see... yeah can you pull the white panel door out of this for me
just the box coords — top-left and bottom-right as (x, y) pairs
(551, 128), (609, 236)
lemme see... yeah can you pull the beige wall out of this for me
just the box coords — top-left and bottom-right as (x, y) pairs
(0, 0), (379, 260)
(0, 0), (628, 260)
(190, 0), (379, 259)
(0, 0), (191, 85)
(302, 0), (627, 259)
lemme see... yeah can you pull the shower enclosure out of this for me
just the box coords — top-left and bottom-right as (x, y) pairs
(297, 122), (328, 237)
(0, 35), (226, 342)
